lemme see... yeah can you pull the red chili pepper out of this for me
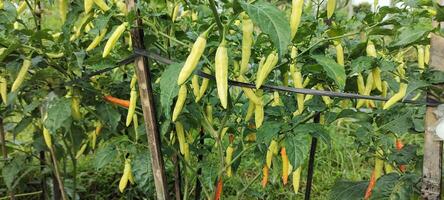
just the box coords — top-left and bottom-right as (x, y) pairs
(214, 177), (223, 200)
(364, 170), (376, 200)
(104, 95), (130, 108)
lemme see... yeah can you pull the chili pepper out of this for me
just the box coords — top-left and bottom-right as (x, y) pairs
(395, 139), (406, 172)
(281, 147), (289, 185)
(196, 68), (210, 102)
(43, 127), (52, 150)
(245, 100), (255, 121)
(11, 58), (31, 92)
(254, 90), (264, 128)
(84, 0), (94, 13)
(384, 162), (394, 174)
(293, 167), (302, 194)
(103, 22), (128, 57)
(93, 0), (110, 11)
(119, 159), (134, 192)
(104, 95), (130, 108)
(172, 3), (180, 22)
(417, 45), (425, 71)
(327, 0), (336, 19)
(424, 45), (430, 65)
(256, 51), (278, 89)
(126, 89), (137, 126)
(383, 83), (407, 110)
(266, 140), (278, 168)
(215, 39), (229, 109)
(206, 104), (213, 124)
(0, 76), (7, 104)
(261, 165), (269, 188)
(86, 28), (107, 51)
(364, 169), (376, 200)
(17, 1), (27, 14)
(172, 85), (187, 122)
(240, 13), (253, 75)
(225, 145), (234, 177)
(214, 177), (223, 200)
(335, 41), (344, 66)
(237, 75), (262, 105)
(75, 142), (87, 159)
(177, 29), (210, 85)
(271, 91), (282, 107)
(183, 142), (190, 162)
(114, 0), (128, 15)
(191, 75), (200, 98)
(366, 41), (382, 91)
(71, 93), (82, 121)
(175, 122), (186, 155)
(357, 73), (374, 108)
(59, 0), (68, 23)
(290, 0), (303, 39)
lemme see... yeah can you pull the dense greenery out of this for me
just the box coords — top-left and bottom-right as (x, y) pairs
(1, 0), (444, 199)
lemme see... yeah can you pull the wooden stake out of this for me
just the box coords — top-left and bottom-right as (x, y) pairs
(421, 34), (443, 200)
(125, 1), (169, 199)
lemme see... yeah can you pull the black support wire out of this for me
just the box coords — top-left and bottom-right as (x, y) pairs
(66, 48), (441, 107)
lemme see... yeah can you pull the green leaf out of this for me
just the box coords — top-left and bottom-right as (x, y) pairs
(97, 104), (121, 131)
(329, 180), (368, 200)
(312, 55), (346, 90)
(285, 133), (310, 168)
(2, 156), (25, 190)
(256, 121), (282, 144)
(44, 97), (71, 134)
(350, 56), (373, 74)
(370, 173), (418, 200)
(160, 62), (182, 120)
(240, 1), (291, 56)
(133, 150), (153, 194)
(405, 80), (428, 99)
(390, 27), (428, 48)
(94, 144), (117, 170)
(294, 123), (331, 147)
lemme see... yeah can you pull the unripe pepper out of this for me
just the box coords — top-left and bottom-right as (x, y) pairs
(11, 58), (31, 92)
(281, 147), (289, 185)
(119, 159), (134, 193)
(256, 51), (278, 89)
(84, 0), (94, 13)
(71, 93), (82, 121)
(177, 29), (210, 85)
(196, 68), (210, 102)
(254, 90), (264, 128)
(215, 39), (229, 109)
(245, 100), (255, 121)
(58, 0), (68, 24)
(103, 22), (128, 58)
(183, 142), (190, 162)
(240, 13), (253, 75)
(366, 41), (382, 92)
(225, 145), (234, 177)
(93, 0), (110, 11)
(172, 3), (180, 22)
(17, 1), (27, 14)
(75, 142), (87, 159)
(191, 75), (200, 98)
(172, 85), (187, 122)
(86, 28), (107, 51)
(205, 104), (213, 124)
(43, 127), (53, 150)
(417, 45), (425, 71)
(424, 45), (430, 65)
(175, 122), (186, 155)
(327, 0), (336, 19)
(335, 41), (344, 66)
(290, 0), (304, 39)
(293, 167), (302, 194)
(383, 83), (407, 110)
(0, 76), (7, 104)
(237, 75), (262, 105)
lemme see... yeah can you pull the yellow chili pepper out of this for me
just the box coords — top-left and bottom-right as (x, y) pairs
(75, 142), (87, 159)
(86, 28), (107, 51)
(281, 147), (289, 185)
(215, 39), (229, 109)
(237, 75), (262, 105)
(417, 45), (425, 71)
(17, 1), (27, 14)
(383, 83), (407, 110)
(11, 58), (31, 92)
(43, 127), (53, 150)
(172, 85), (187, 122)
(335, 42), (344, 66)
(240, 13), (253, 75)
(59, 0), (68, 24)
(93, 0), (110, 11)
(0, 76), (7, 104)
(293, 167), (302, 194)
(191, 75), (200, 98)
(84, 0), (94, 13)
(225, 145), (234, 177)
(327, 0), (336, 19)
(103, 22), (128, 58)
(424, 45), (430, 65)
(177, 29), (210, 85)
(357, 73), (374, 108)
(254, 90), (264, 128)
(196, 68), (210, 102)
(205, 104), (213, 124)
(256, 51), (278, 89)
(290, 0), (304, 39)
(175, 122), (186, 154)
(245, 100), (255, 121)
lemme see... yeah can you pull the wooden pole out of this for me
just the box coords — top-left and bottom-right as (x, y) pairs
(0, 118), (15, 200)
(421, 34), (443, 200)
(125, 1), (169, 199)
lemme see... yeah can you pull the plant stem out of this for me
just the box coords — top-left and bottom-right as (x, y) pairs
(208, 0), (224, 36)
(0, 118), (15, 200)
